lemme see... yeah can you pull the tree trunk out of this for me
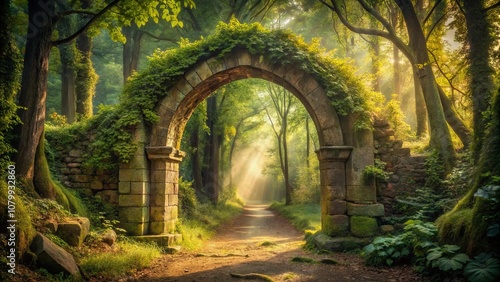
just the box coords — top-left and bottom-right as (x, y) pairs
(437, 87), (500, 255)
(16, 0), (56, 196)
(123, 26), (143, 83)
(462, 0), (496, 161)
(413, 65), (428, 138)
(190, 125), (204, 197)
(57, 9), (77, 124)
(59, 44), (77, 123)
(437, 85), (471, 147)
(282, 113), (292, 205)
(396, 0), (455, 170)
(75, 0), (97, 120)
(205, 96), (220, 203)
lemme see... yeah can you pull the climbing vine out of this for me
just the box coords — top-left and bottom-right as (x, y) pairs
(78, 19), (372, 167)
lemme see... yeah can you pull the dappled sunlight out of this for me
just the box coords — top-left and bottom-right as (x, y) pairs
(232, 139), (275, 203)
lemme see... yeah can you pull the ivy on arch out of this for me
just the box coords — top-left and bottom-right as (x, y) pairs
(75, 19), (376, 168)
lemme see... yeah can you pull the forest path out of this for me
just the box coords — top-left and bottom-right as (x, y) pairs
(127, 205), (419, 282)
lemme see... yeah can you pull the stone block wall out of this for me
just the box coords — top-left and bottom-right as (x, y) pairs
(50, 137), (119, 205)
(372, 119), (427, 215)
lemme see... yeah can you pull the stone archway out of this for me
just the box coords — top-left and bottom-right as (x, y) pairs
(118, 49), (382, 238)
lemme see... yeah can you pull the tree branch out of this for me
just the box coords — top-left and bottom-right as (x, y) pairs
(425, 9), (448, 41)
(323, 0), (414, 63)
(428, 49), (467, 97)
(484, 1), (500, 12)
(423, 0), (443, 25)
(52, 0), (121, 46)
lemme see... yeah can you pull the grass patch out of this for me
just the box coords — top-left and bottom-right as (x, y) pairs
(178, 200), (243, 250)
(79, 240), (161, 279)
(270, 202), (321, 232)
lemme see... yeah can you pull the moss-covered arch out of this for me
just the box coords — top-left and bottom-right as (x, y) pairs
(114, 21), (382, 238)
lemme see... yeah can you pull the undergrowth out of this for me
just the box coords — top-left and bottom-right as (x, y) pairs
(270, 202), (320, 233)
(177, 179), (243, 250)
(79, 240), (161, 279)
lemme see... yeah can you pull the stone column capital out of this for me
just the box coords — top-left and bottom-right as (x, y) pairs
(146, 146), (186, 162)
(316, 146), (353, 162)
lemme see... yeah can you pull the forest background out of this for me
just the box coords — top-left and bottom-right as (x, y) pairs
(1, 0), (500, 280)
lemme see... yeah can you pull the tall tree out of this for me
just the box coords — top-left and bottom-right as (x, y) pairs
(75, 0), (98, 119)
(262, 83), (295, 205)
(0, 0), (21, 169)
(321, 0), (465, 170)
(15, 0), (190, 198)
(461, 0), (498, 161)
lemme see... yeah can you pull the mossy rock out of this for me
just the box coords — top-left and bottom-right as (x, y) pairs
(350, 216), (378, 237)
(308, 231), (371, 252)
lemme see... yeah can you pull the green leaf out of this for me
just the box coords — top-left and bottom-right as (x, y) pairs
(464, 254), (500, 282)
(452, 253), (470, 264)
(487, 223), (500, 237)
(427, 251), (442, 261)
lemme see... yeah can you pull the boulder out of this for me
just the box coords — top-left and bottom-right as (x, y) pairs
(56, 217), (90, 247)
(30, 233), (80, 277)
(100, 229), (117, 246)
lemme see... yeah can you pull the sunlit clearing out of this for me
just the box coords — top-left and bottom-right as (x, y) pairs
(232, 138), (275, 204)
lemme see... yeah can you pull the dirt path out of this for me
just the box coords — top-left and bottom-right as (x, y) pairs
(128, 205), (420, 282)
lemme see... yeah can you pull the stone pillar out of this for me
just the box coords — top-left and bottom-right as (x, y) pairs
(316, 146), (352, 236)
(118, 123), (150, 236)
(146, 146), (185, 235)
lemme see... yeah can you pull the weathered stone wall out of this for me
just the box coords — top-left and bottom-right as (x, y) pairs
(372, 119), (427, 215)
(50, 136), (119, 205)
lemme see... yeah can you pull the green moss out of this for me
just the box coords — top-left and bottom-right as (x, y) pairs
(0, 182), (36, 259)
(57, 181), (90, 217)
(350, 216), (378, 237)
(437, 89), (500, 254)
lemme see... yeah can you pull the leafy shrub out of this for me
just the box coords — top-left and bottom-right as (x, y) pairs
(363, 158), (390, 184)
(178, 177), (198, 217)
(464, 253), (500, 282)
(363, 236), (412, 266)
(424, 244), (469, 278)
(424, 150), (446, 191)
(395, 186), (456, 221)
(384, 95), (414, 140)
(363, 220), (437, 266)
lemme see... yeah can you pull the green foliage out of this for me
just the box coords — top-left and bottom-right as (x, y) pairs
(395, 186), (456, 221)
(362, 220), (437, 267)
(363, 236), (412, 266)
(75, 51), (99, 120)
(363, 158), (390, 184)
(87, 20), (372, 166)
(79, 240), (161, 279)
(57, 183), (90, 217)
(0, 11), (21, 169)
(464, 253), (500, 282)
(293, 155), (320, 204)
(270, 202), (321, 232)
(424, 150), (446, 191)
(425, 244), (469, 277)
(177, 200), (243, 250)
(474, 185), (500, 238)
(383, 95), (414, 140)
(178, 177), (198, 217)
